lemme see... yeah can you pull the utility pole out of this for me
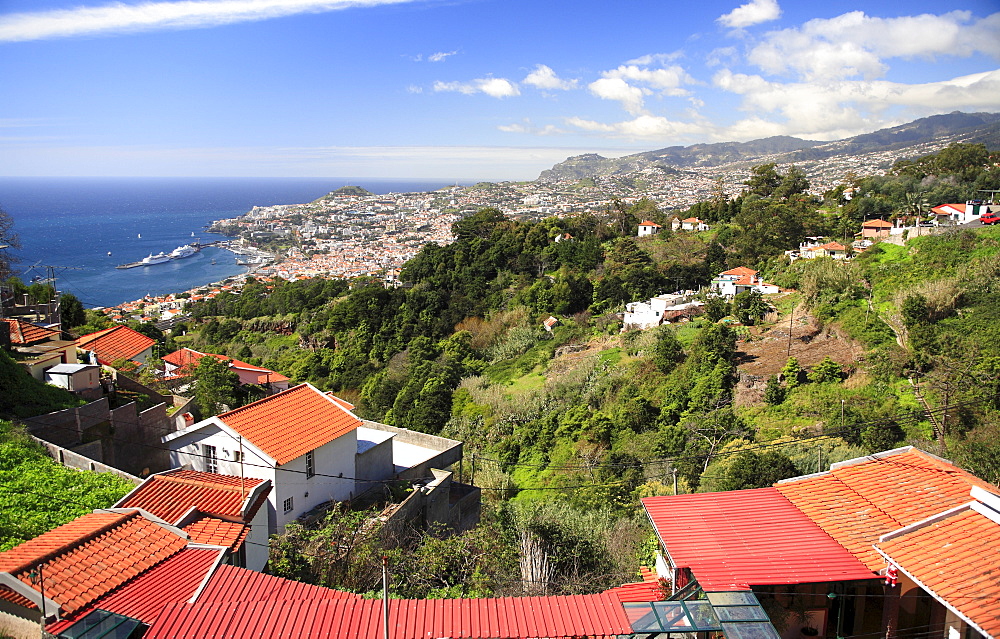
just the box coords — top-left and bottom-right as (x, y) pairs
(382, 556), (390, 639)
(786, 302), (795, 357)
(672, 468), (678, 495)
(29, 563), (46, 639)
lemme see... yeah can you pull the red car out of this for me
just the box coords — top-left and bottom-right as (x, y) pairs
(982, 211), (1000, 225)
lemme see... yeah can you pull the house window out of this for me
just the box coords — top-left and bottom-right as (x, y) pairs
(306, 451), (315, 479)
(232, 450), (242, 463)
(283, 497), (294, 513)
(203, 444), (218, 474)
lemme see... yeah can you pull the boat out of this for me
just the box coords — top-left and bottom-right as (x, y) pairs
(169, 244), (197, 259)
(141, 252), (171, 265)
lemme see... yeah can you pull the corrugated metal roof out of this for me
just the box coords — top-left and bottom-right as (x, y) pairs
(776, 447), (995, 570)
(875, 506), (1000, 637)
(197, 564), (361, 604)
(218, 384), (361, 465)
(117, 469), (266, 523)
(642, 487), (877, 591)
(146, 592), (632, 638)
(46, 547), (222, 635)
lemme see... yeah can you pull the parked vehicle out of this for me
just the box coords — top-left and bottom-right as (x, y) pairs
(981, 211), (1000, 225)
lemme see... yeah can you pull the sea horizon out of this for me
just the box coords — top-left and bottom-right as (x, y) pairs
(1, 176), (467, 309)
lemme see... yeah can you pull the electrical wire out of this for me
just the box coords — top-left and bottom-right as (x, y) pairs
(12, 391), (996, 493)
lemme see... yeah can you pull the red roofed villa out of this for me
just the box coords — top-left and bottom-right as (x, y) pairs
(74, 325), (156, 368)
(163, 383), (465, 533)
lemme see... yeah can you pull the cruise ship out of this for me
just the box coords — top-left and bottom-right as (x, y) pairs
(141, 252), (171, 265)
(169, 244), (198, 259)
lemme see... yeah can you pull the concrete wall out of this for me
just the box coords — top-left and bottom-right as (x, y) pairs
(20, 397), (173, 478)
(21, 398), (112, 449)
(382, 470), (481, 535)
(31, 436), (142, 486)
(356, 434), (395, 494)
(360, 420), (463, 480)
(0, 602), (38, 639)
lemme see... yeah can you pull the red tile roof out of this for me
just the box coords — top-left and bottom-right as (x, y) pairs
(639, 220), (661, 227)
(147, 592), (632, 639)
(642, 487), (877, 591)
(217, 384), (361, 465)
(720, 266), (758, 277)
(817, 241), (846, 251)
(74, 326), (155, 365)
(1, 318), (61, 345)
(0, 511), (188, 616)
(116, 469), (267, 523)
(775, 447), (995, 571)
(874, 502), (1000, 637)
(862, 219), (893, 228)
(45, 547), (222, 635)
(163, 348), (289, 383)
(182, 518), (250, 550)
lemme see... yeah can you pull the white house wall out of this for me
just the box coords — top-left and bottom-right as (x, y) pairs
(270, 430), (358, 532)
(165, 422), (280, 531)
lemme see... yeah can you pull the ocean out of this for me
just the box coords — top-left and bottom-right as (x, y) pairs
(0, 177), (456, 309)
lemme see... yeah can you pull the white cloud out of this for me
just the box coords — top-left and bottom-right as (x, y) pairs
(603, 64), (694, 95)
(497, 120), (564, 135)
(428, 50), (458, 62)
(625, 52), (683, 66)
(523, 65), (577, 90)
(565, 115), (710, 140)
(588, 77), (649, 115)
(712, 68), (1000, 140)
(478, 78), (520, 98)
(748, 10), (1000, 81)
(718, 0), (781, 29)
(433, 77), (520, 98)
(0, 0), (419, 42)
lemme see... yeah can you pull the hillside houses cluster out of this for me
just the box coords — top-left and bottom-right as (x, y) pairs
(1, 441), (997, 639)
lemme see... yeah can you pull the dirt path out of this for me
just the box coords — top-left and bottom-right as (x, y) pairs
(736, 305), (865, 379)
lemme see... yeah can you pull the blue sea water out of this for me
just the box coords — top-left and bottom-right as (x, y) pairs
(0, 177), (455, 309)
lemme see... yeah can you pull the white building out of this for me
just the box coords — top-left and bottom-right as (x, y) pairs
(623, 293), (687, 329)
(711, 267), (780, 298)
(637, 221), (661, 237)
(163, 383), (462, 534)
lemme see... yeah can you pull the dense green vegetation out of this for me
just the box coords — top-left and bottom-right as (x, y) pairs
(6, 143), (997, 595)
(0, 348), (83, 418)
(0, 420), (135, 551)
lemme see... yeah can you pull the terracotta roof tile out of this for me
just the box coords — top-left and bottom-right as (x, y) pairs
(0, 511), (188, 616)
(875, 506), (1000, 636)
(218, 384), (361, 465)
(182, 518), (249, 550)
(117, 469), (266, 523)
(776, 448), (994, 570)
(74, 326), (155, 365)
(1, 319), (61, 345)
(45, 547), (221, 634)
(720, 266), (758, 277)
(862, 219), (893, 228)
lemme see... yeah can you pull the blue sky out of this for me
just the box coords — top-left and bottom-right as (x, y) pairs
(1, 0), (998, 180)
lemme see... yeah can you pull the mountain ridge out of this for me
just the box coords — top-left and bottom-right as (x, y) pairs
(537, 111), (1000, 182)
